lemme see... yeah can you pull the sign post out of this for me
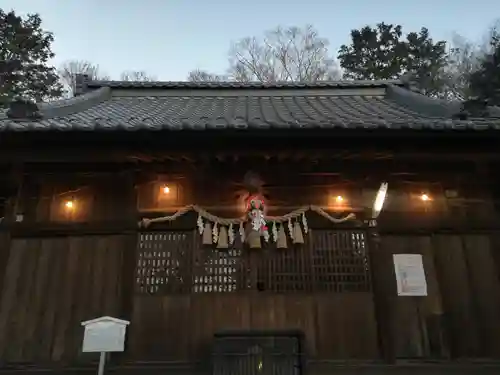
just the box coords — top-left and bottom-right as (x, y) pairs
(81, 316), (130, 375)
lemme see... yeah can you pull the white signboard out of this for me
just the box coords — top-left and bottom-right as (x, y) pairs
(81, 316), (130, 353)
(393, 254), (427, 296)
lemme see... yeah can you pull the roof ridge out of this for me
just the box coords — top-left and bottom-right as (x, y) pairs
(86, 79), (404, 90)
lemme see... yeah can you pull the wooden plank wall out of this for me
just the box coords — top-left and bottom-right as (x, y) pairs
(128, 293), (378, 361)
(0, 235), (129, 364)
(380, 234), (500, 360)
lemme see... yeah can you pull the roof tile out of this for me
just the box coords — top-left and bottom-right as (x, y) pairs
(1, 80), (499, 132)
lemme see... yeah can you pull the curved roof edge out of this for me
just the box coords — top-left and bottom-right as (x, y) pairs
(38, 87), (112, 119)
(0, 87), (112, 121)
(386, 85), (461, 118)
(387, 85), (500, 119)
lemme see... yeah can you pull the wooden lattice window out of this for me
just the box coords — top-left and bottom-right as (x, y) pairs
(136, 232), (194, 294)
(136, 229), (371, 295)
(310, 230), (370, 292)
(192, 248), (247, 292)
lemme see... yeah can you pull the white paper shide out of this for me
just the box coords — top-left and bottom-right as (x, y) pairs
(393, 254), (428, 296)
(81, 316), (130, 353)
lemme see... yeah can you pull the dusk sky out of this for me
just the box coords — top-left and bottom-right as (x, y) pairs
(3, 0), (498, 80)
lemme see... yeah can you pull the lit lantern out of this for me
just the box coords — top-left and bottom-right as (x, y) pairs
(336, 195), (343, 203)
(65, 200), (75, 210)
(162, 185), (170, 194)
(421, 193), (430, 201)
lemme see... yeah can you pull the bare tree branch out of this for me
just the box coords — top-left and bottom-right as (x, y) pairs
(58, 60), (109, 97)
(443, 19), (500, 99)
(187, 69), (227, 82)
(120, 70), (157, 81)
(188, 25), (340, 82)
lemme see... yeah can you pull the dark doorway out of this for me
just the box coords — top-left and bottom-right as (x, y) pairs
(212, 330), (304, 375)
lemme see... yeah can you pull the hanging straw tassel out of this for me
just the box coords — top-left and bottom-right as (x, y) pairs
(276, 225), (288, 249)
(247, 231), (262, 249)
(217, 226), (229, 249)
(202, 222), (213, 245)
(292, 221), (304, 244)
(246, 223), (262, 249)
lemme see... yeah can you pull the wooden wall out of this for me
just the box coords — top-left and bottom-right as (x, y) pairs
(376, 234), (500, 359)
(0, 235), (129, 363)
(0, 159), (499, 365)
(129, 293), (378, 361)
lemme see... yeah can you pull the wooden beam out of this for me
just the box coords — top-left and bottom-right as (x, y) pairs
(1, 220), (137, 237)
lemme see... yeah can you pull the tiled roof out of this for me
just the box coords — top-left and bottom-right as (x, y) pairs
(1, 80), (499, 132)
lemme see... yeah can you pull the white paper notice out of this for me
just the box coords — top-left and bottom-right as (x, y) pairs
(393, 254), (428, 296)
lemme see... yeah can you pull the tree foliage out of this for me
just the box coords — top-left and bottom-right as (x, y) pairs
(338, 23), (449, 96)
(468, 33), (500, 105)
(0, 9), (62, 107)
(188, 25), (340, 82)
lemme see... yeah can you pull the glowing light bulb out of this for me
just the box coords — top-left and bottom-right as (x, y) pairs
(163, 186), (170, 194)
(65, 200), (74, 209)
(421, 194), (430, 201)
(336, 195), (343, 203)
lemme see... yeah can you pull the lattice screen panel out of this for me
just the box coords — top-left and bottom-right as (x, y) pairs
(192, 248), (248, 293)
(311, 230), (370, 292)
(136, 232), (193, 294)
(136, 230), (371, 295)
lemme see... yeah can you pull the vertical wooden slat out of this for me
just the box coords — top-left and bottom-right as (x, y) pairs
(90, 236), (108, 317)
(2, 239), (29, 362)
(371, 233), (397, 362)
(39, 238), (67, 361)
(463, 235), (500, 358)
(103, 236), (123, 316)
(51, 236), (81, 362)
(0, 239), (27, 359)
(62, 236), (89, 360)
(23, 239), (52, 361)
(433, 234), (480, 357)
(416, 235), (448, 358)
(12, 238), (39, 362)
(72, 236), (96, 361)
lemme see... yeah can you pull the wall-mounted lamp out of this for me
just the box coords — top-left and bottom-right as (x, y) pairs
(420, 193), (430, 202)
(372, 182), (388, 219)
(65, 200), (75, 210)
(162, 185), (170, 194)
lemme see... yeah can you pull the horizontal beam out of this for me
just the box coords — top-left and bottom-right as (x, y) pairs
(2, 221), (137, 237)
(2, 149), (500, 163)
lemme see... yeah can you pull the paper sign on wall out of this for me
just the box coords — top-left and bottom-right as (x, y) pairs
(393, 254), (427, 296)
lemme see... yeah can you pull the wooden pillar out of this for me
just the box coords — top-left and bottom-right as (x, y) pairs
(366, 218), (396, 363)
(114, 169), (139, 363)
(0, 164), (23, 302)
